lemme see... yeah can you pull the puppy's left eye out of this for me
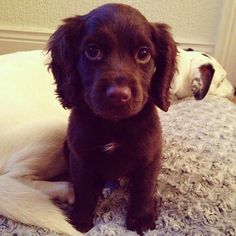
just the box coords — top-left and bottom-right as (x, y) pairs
(135, 46), (151, 64)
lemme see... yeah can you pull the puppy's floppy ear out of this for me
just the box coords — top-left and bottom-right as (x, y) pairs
(150, 23), (177, 111)
(48, 16), (84, 109)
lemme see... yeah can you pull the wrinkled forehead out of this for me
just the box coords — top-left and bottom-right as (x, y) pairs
(82, 5), (153, 46)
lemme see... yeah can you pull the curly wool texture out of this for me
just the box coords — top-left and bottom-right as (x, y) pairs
(0, 96), (236, 236)
(157, 96), (236, 236)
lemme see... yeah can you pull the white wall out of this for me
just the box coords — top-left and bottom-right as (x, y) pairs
(0, 0), (222, 54)
(214, 0), (236, 86)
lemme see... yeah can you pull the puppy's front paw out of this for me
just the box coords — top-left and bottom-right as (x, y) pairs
(126, 210), (157, 235)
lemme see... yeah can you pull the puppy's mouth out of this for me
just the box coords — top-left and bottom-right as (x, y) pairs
(85, 84), (147, 121)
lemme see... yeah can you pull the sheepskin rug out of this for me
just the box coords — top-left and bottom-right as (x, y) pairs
(0, 96), (235, 236)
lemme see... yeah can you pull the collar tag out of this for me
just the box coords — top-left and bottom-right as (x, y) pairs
(103, 142), (119, 153)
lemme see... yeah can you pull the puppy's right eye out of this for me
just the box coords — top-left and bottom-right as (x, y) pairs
(135, 46), (151, 64)
(85, 44), (103, 61)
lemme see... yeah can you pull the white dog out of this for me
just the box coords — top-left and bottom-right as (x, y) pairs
(170, 47), (235, 101)
(0, 48), (234, 236)
(0, 51), (82, 236)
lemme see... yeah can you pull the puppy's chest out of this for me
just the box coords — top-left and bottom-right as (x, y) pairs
(96, 140), (135, 178)
(93, 126), (134, 157)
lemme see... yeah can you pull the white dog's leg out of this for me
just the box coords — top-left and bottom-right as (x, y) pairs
(21, 179), (75, 204)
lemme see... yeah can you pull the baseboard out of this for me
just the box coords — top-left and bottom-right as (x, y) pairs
(0, 28), (52, 54)
(0, 28), (214, 55)
(176, 39), (214, 55)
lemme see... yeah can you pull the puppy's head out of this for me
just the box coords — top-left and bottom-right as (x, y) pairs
(48, 4), (176, 120)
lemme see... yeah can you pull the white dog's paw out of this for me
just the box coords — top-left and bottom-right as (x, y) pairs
(56, 181), (75, 204)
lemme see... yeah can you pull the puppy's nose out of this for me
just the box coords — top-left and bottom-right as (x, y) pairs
(106, 85), (131, 105)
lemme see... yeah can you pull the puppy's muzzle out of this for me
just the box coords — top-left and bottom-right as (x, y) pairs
(106, 85), (131, 106)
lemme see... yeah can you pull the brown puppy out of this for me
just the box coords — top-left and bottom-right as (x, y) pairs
(48, 3), (176, 234)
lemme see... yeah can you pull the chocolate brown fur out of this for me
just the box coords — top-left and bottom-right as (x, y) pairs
(48, 3), (176, 234)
